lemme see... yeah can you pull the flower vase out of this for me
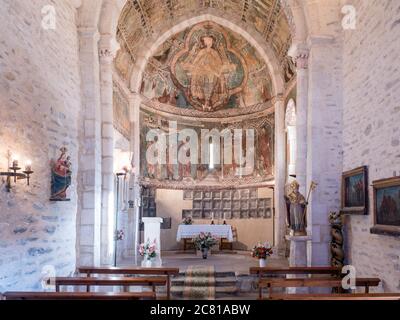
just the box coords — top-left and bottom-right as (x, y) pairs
(201, 248), (208, 259)
(259, 258), (267, 268)
(145, 259), (152, 267)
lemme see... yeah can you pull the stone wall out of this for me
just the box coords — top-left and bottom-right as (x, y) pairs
(342, 0), (400, 292)
(0, 0), (81, 291)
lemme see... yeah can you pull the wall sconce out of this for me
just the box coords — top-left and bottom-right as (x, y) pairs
(0, 152), (34, 192)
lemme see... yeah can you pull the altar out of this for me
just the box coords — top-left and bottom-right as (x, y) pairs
(176, 224), (234, 242)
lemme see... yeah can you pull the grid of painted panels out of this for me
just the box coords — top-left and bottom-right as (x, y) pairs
(182, 189), (272, 220)
(141, 187), (156, 217)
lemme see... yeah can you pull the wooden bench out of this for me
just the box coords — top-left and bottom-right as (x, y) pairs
(2, 291), (156, 300)
(269, 293), (400, 300)
(78, 266), (180, 300)
(48, 276), (167, 294)
(259, 277), (381, 299)
(250, 267), (342, 299)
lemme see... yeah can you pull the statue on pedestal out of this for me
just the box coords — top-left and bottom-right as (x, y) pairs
(285, 180), (308, 236)
(285, 180), (317, 236)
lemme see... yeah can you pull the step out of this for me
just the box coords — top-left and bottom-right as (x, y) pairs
(172, 276), (237, 287)
(171, 285), (238, 296)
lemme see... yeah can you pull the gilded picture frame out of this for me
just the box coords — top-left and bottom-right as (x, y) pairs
(370, 177), (400, 237)
(341, 166), (368, 215)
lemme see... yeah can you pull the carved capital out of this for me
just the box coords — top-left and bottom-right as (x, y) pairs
(288, 43), (309, 70)
(294, 48), (309, 70)
(98, 35), (120, 62)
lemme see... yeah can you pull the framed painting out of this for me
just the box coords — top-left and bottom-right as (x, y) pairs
(370, 177), (400, 237)
(341, 166), (368, 215)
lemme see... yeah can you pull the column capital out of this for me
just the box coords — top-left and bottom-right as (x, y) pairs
(271, 94), (285, 105)
(288, 43), (309, 70)
(99, 35), (120, 62)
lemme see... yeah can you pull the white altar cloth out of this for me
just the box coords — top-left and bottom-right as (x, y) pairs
(176, 224), (233, 242)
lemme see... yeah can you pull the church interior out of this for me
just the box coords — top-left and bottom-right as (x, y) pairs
(0, 0), (400, 301)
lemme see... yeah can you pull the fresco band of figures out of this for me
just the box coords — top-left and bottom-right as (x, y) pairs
(140, 114), (274, 183)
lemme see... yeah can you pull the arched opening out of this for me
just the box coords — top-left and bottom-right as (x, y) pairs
(102, 0), (297, 268)
(285, 98), (297, 181)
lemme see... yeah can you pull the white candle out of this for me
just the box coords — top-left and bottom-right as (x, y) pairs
(12, 154), (19, 168)
(25, 160), (32, 172)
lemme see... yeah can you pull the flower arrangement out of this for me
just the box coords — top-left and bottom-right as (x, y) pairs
(139, 239), (157, 260)
(252, 242), (273, 260)
(193, 232), (217, 250)
(182, 216), (193, 225)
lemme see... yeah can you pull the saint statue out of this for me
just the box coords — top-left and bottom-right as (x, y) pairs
(181, 36), (236, 111)
(285, 180), (308, 236)
(50, 147), (72, 201)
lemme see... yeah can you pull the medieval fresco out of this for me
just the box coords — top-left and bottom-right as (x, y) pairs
(140, 22), (273, 112)
(139, 110), (274, 187)
(113, 83), (131, 140)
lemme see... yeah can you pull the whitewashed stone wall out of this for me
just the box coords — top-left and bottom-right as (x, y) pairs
(343, 0), (400, 292)
(306, 34), (344, 266)
(0, 0), (81, 291)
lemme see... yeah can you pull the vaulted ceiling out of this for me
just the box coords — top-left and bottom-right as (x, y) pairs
(115, 0), (295, 86)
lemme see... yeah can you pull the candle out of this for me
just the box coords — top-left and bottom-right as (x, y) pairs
(25, 160), (32, 172)
(12, 155), (19, 168)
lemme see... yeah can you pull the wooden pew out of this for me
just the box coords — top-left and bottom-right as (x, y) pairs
(48, 276), (167, 294)
(2, 291), (156, 300)
(78, 266), (180, 300)
(270, 293), (400, 300)
(249, 267), (342, 299)
(259, 277), (381, 299)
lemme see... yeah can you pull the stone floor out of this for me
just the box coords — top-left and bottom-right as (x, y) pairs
(121, 250), (288, 275)
(120, 251), (289, 300)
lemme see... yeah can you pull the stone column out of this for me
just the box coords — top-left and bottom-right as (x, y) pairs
(77, 27), (102, 266)
(98, 35), (119, 265)
(128, 93), (142, 265)
(273, 95), (287, 254)
(293, 45), (309, 196)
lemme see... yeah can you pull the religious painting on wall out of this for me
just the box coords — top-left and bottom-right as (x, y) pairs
(341, 166), (368, 215)
(50, 147), (72, 201)
(140, 21), (272, 112)
(370, 177), (400, 237)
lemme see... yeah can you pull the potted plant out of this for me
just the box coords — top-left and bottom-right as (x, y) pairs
(193, 232), (217, 259)
(252, 242), (273, 267)
(182, 216), (193, 225)
(139, 239), (157, 267)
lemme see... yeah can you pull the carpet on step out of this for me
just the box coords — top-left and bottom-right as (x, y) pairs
(182, 266), (216, 300)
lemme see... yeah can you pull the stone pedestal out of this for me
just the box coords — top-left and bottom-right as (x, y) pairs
(286, 235), (312, 293)
(142, 217), (163, 266)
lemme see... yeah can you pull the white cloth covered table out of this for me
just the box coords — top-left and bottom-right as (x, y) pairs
(176, 224), (233, 242)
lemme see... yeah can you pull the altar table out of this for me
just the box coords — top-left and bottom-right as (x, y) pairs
(176, 224), (233, 242)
